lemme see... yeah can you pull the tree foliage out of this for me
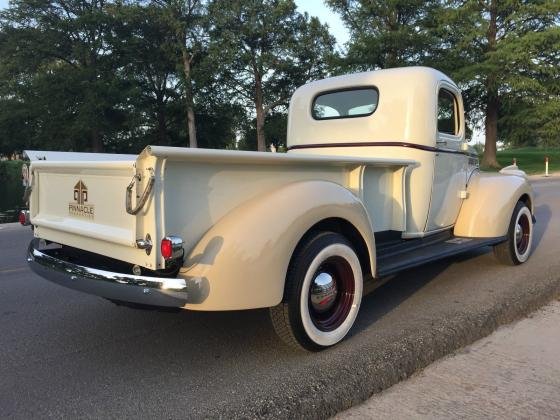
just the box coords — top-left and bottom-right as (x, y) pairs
(0, 0), (325, 154)
(327, 0), (441, 70)
(153, 0), (207, 147)
(111, 2), (182, 149)
(0, 0), (558, 159)
(328, 0), (560, 166)
(433, 0), (560, 167)
(207, 0), (334, 151)
(0, 0), (128, 152)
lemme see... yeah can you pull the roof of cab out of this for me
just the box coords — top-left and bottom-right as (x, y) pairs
(287, 67), (462, 148)
(292, 66), (456, 98)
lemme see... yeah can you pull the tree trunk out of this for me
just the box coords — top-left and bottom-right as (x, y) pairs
(181, 47), (197, 148)
(482, 92), (500, 168)
(91, 127), (103, 152)
(156, 106), (166, 145)
(254, 72), (266, 152)
(481, 0), (500, 169)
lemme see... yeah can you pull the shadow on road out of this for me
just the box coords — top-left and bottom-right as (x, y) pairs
(352, 263), (449, 334)
(350, 200), (552, 337)
(532, 204), (551, 250)
(349, 246), (492, 337)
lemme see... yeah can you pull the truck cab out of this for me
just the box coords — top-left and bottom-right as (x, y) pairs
(287, 67), (476, 236)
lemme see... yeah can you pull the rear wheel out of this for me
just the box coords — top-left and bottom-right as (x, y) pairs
(270, 232), (363, 351)
(493, 201), (533, 265)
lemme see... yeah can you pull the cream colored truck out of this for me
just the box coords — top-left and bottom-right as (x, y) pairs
(25, 67), (534, 351)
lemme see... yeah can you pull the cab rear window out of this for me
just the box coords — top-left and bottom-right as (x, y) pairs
(312, 88), (379, 120)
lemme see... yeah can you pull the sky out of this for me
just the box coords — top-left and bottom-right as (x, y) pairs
(0, 0), (349, 45)
(294, 0), (349, 46)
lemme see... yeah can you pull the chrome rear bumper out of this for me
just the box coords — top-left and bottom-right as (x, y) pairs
(27, 239), (189, 308)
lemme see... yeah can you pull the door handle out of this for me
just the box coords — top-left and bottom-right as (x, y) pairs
(436, 139), (447, 145)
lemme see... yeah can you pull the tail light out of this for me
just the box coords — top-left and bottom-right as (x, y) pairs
(19, 210), (30, 226)
(161, 236), (184, 260)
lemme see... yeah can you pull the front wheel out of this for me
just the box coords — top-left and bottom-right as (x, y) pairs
(493, 201), (533, 265)
(270, 232), (363, 351)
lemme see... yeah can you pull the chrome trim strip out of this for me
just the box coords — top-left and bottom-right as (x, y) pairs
(27, 239), (189, 307)
(287, 141), (479, 158)
(401, 225), (453, 239)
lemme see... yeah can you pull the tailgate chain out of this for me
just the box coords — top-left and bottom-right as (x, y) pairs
(126, 168), (155, 215)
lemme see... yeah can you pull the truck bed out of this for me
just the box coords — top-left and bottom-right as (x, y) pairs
(29, 146), (416, 271)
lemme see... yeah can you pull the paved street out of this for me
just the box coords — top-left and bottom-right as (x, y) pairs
(338, 299), (560, 419)
(1, 178), (559, 419)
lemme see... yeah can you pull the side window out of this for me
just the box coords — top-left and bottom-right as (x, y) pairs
(437, 89), (458, 135)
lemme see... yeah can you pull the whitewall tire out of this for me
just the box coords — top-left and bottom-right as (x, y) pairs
(270, 232), (363, 351)
(494, 201), (533, 265)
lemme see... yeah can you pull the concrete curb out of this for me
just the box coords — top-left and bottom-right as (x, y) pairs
(528, 173), (560, 180)
(231, 277), (560, 419)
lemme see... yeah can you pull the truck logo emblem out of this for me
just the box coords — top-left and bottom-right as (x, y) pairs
(69, 180), (95, 218)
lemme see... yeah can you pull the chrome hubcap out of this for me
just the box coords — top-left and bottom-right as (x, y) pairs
(515, 223), (523, 244)
(310, 272), (338, 313)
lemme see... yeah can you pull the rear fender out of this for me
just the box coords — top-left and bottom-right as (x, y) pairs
(179, 180), (375, 311)
(454, 171), (533, 238)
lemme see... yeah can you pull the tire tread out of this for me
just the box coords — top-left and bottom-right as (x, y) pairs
(270, 303), (300, 349)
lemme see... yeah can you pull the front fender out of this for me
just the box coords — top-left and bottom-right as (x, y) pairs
(454, 171), (533, 238)
(179, 180), (375, 311)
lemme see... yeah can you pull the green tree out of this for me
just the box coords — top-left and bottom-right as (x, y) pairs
(0, 0), (130, 152)
(196, 103), (245, 149)
(237, 111), (287, 151)
(111, 2), (182, 147)
(434, 0), (560, 167)
(153, 0), (207, 148)
(327, 0), (440, 70)
(208, 0), (335, 151)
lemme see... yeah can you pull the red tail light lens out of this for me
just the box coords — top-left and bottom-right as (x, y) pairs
(19, 210), (30, 226)
(161, 238), (173, 259)
(160, 236), (184, 260)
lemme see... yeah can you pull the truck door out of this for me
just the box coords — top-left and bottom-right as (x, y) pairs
(426, 86), (468, 231)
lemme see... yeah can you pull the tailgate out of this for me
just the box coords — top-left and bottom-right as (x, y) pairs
(30, 158), (163, 270)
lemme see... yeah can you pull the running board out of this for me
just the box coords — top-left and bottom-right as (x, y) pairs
(376, 235), (506, 278)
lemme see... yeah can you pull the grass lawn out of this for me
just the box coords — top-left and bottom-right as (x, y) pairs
(487, 148), (560, 175)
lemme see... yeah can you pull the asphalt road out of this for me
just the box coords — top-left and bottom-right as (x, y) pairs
(1, 178), (559, 419)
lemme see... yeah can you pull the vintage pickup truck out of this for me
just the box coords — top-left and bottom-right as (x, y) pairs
(25, 67), (534, 351)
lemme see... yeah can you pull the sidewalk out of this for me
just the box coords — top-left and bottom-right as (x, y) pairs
(336, 299), (560, 419)
(528, 172), (560, 180)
